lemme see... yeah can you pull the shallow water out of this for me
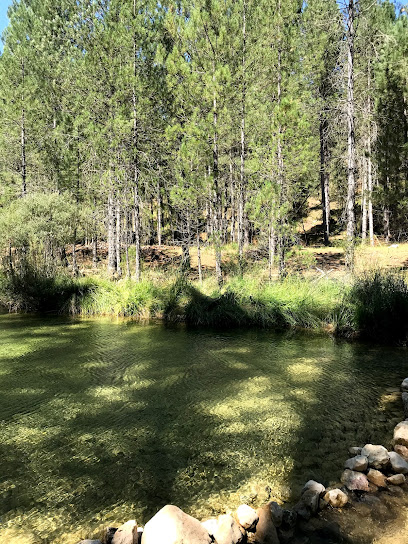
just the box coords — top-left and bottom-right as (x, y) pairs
(0, 315), (406, 543)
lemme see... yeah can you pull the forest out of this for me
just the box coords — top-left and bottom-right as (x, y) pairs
(0, 0), (407, 333)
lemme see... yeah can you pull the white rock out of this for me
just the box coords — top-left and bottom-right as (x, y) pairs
(142, 505), (211, 544)
(112, 521), (138, 544)
(301, 480), (325, 495)
(394, 421), (408, 447)
(322, 489), (348, 508)
(344, 455), (368, 472)
(203, 515), (244, 544)
(201, 519), (218, 536)
(361, 444), (390, 469)
(387, 474), (406, 485)
(236, 505), (259, 531)
(401, 378), (408, 392)
(389, 451), (408, 474)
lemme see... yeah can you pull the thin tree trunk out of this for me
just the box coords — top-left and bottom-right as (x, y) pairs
(268, 223), (276, 281)
(276, 16), (286, 279)
(21, 59), (26, 197)
(319, 119), (330, 245)
(238, 0), (246, 259)
(181, 242), (190, 273)
(92, 236), (98, 267)
(125, 210), (131, 278)
(362, 155), (368, 242)
(368, 149), (374, 246)
(229, 154), (236, 243)
(345, 0), (356, 271)
(157, 181), (162, 247)
(133, 0), (141, 281)
(197, 232), (203, 283)
(116, 200), (122, 277)
(384, 206), (390, 243)
(108, 191), (117, 275)
(212, 67), (222, 286)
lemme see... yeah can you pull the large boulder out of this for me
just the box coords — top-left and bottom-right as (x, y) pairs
(112, 521), (138, 544)
(247, 505), (279, 544)
(366, 469), (387, 488)
(402, 392), (408, 419)
(361, 444), (390, 469)
(341, 469), (370, 492)
(322, 489), (348, 508)
(236, 505), (259, 531)
(401, 378), (408, 392)
(203, 515), (244, 544)
(388, 451), (408, 474)
(344, 455), (368, 472)
(142, 505), (212, 544)
(394, 421), (408, 447)
(387, 474), (406, 485)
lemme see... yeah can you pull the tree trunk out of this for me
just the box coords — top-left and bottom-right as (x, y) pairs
(92, 236), (98, 267)
(125, 210), (131, 278)
(133, 0), (141, 281)
(319, 119), (330, 245)
(276, 18), (286, 279)
(213, 67), (222, 286)
(157, 181), (162, 247)
(108, 191), (117, 275)
(238, 0), (246, 259)
(181, 242), (190, 273)
(362, 155), (368, 242)
(229, 154), (236, 243)
(268, 223), (276, 281)
(384, 207), (390, 243)
(21, 59), (26, 197)
(197, 232), (203, 283)
(345, 0), (356, 272)
(116, 201), (122, 277)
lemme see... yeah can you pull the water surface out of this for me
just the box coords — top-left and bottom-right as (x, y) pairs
(0, 315), (406, 543)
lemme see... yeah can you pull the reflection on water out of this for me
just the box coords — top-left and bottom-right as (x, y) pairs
(0, 315), (406, 543)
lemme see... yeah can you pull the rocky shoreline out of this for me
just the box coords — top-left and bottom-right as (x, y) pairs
(77, 378), (408, 544)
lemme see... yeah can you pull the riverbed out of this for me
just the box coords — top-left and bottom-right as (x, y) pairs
(0, 315), (406, 543)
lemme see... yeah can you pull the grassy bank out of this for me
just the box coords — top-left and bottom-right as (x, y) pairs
(2, 266), (408, 343)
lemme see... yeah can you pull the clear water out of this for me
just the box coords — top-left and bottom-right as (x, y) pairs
(0, 315), (406, 543)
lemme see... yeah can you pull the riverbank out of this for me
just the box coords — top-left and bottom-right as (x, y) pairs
(1, 268), (408, 343)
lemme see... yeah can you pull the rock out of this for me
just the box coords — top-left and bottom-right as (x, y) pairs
(300, 489), (320, 514)
(349, 447), (362, 456)
(367, 482), (379, 493)
(105, 528), (118, 544)
(341, 469), (370, 492)
(142, 505), (212, 544)
(394, 421), (408, 447)
(277, 527), (294, 544)
(301, 480), (325, 496)
(112, 521), (138, 544)
(366, 469), (387, 488)
(236, 504), (259, 531)
(136, 529), (143, 544)
(402, 392), (408, 418)
(293, 502), (311, 521)
(388, 451), (408, 474)
(269, 502), (283, 527)
(203, 515), (244, 544)
(394, 444), (408, 460)
(401, 378), (408, 392)
(344, 455), (368, 472)
(387, 474), (406, 485)
(322, 489), (348, 508)
(247, 505), (279, 544)
(282, 509), (297, 529)
(361, 444), (390, 469)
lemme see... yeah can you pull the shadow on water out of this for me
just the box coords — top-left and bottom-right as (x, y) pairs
(0, 315), (407, 543)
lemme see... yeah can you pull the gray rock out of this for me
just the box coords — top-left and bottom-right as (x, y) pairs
(401, 377), (408, 392)
(361, 444), (390, 469)
(142, 505), (212, 544)
(394, 421), (408, 447)
(247, 504), (280, 544)
(402, 392), (408, 419)
(322, 489), (348, 508)
(282, 509), (297, 529)
(349, 447), (362, 456)
(394, 444), (408, 460)
(277, 527), (294, 544)
(344, 455), (368, 472)
(387, 473), (406, 485)
(203, 515), (244, 544)
(293, 502), (311, 521)
(301, 480), (325, 496)
(112, 521), (138, 544)
(236, 504), (259, 531)
(269, 502), (283, 527)
(105, 527), (118, 544)
(300, 489), (320, 514)
(341, 469), (370, 492)
(366, 469), (387, 488)
(389, 450), (408, 474)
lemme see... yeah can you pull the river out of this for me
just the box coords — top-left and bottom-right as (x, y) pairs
(0, 314), (406, 543)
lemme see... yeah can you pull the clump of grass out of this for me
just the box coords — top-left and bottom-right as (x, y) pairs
(345, 269), (408, 343)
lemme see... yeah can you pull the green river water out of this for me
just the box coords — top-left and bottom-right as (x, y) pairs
(0, 314), (407, 543)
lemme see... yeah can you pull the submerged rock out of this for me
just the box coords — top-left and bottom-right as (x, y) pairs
(341, 469), (370, 492)
(247, 505), (279, 544)
(203, 514), (244, 544)
(344, 455), (368, 472)
(366, 469), (387, 488)
(142, 505), (212, 544)
(394, 421), (408, 447)
(388, 451), (408, 474)
(322, 489), (348, 508)
(387, 473), (406, 485)
(236, 504), (259, 531)
(112, 521), (138, 544)
(361, 444), (390, 469)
